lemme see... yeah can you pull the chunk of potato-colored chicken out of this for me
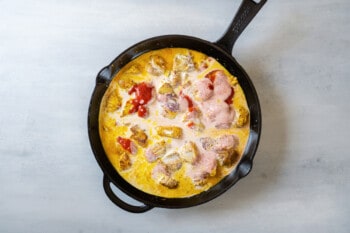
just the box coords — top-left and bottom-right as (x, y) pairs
(130, 125), (148, 147)
(179, 141), (198, 164)
(156, 126), (182, 139)
(234, 106), (249, 127)
(147, 55), (166, 76)
(101, 116), (116, 132)
(117, 64), (140, 89)
(173, 53), (195, 72)
(121, 99), (134, 117)
(152, 163), (178, 189)
(158, 175), (178, 189)
(158, 93), (179, 119)
(162, 107), (178, 119)
(145, 140), (166, 162)
(158, 93), (179, 112)
(117, 75), (135, 89)
(168, 71), (185, 87)
(105, 89), (122, 112)
(161, 152), (182, 172)
(158, 83), (174, 95)
(125, 64), (141, 75)
(200, 135), (238, 166)
(119, 152), (132, 170)
(200, 135), (237, 152)
(216, 149), (239, 166)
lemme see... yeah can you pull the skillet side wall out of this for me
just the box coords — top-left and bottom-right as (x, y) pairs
(88, 35), (261, 208)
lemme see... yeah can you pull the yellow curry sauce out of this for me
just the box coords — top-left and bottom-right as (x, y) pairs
(99, 48), (250, 198)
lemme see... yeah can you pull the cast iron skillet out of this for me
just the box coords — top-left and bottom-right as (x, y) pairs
(88, 0), (266, 213)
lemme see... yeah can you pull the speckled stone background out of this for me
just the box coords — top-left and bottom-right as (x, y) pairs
(0, 0), (349, 232)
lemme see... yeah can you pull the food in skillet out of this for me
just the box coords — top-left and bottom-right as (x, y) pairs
(99, 48), (250, 198)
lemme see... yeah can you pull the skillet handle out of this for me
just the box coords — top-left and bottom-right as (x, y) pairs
(103, 175), (154, 213)
(216, 0), (267, 53)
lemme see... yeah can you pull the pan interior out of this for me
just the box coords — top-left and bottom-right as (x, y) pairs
(89, 35), (261, 207)
(99, 46), (250, 197)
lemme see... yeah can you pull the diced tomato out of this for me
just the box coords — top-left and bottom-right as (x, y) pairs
(117, 136), (132, 153)
(137, 105), (147, 117)
(127, 82), (153, 117)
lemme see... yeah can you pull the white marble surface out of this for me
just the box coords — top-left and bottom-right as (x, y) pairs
(1, 0), (349, 232)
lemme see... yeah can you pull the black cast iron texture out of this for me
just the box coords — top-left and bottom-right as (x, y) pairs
(88, 0), (267, 213)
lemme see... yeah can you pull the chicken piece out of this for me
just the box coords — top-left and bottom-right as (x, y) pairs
(212, 135), (237, 152)
(179, 141), (198, 164)
(167, 71), (185, 86)
(117, 75), (135, 89)
(157, 85), (179, 118)
(200, 135), (238, 166)
(156, 126), (182, 139)
(119, 152), (132, 170)
(173, 53), (195, 72)
(158, 175), (179, 189)
(147, 55), (166, 76)
(189, 170), (209, 187)
(145, 140), (166, 162)
(101, 116), (116, 132)
(162, 108), (178, 119)
(235, 106), (249, 127)
(152, 163), (178, 189)
(169, 52), (194, 86)
(157, 93), (179, 119)
(118, 64), (140, 89)
(130, 125), (148, 147)
(217, 149), (239, 166)
(200, 137), (216, 150)
(158, 83), (174, 95)
(201, 135), (237, 152)
(125, 64), (141, 75)
(121, 99), (134, 117)
(105, 89), (122, 112)
(163, 95), (179, 112)
(161, 152), (182, 172)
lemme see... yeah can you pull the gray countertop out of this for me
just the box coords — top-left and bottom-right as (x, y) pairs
(1, 0), (349, 232)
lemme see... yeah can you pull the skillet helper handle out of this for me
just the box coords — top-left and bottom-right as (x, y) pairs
(216, 0), (267, 52)
(103, 175), (154, 213)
